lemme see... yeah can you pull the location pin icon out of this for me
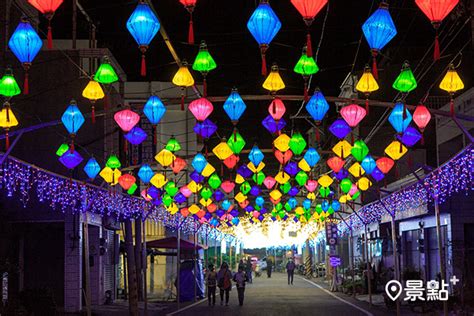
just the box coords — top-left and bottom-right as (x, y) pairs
(385, 280), (402, 301)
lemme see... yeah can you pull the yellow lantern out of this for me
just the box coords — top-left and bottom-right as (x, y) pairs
(349, 162), (365, 178)
(235, 174), (245, 184)
(357, 177), (372, 191)
(339, 195), (348, 204)
(82, 80), (104, 102)
(212, 140), (233, 160)
(307, 192), (316, 200)
(200, 198), (212, 207)
(167, 203), (179, 214)
(332, 140), (353, 159)
(262, 64), (285, 93)
(385, 141), (407, 160)
(188, 204), (200, 214)
(201, 163), (216, 177)
(439, 64), (464, 94)
(273, 133), (291, 152)
(274, 171), (290, 184)
(0, 103), (19, 149)
(298, 158), (311, 172)
(150, 173), (168, 188)
(269, 189), (282, 201)
(155, 149), (176, 167)
(234, 192), (247, 203)
(172, 63), (195, 87)
(295, 206), (304, 215)
(99, 167), (114, 183)
(318, 174), (333, 187)
(188, 180), (202, 193)
(247, 161), (265, 173)
(356, 66), (379, 94)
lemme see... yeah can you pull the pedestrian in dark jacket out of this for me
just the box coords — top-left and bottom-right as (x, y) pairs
(233, 267), (248, 306)
(205, 264), (217, 306)
(286, 258), (296, 285)
(217, 262), (232, 306)
(245, 258), (253, 284)
(266, 258), (273, 278)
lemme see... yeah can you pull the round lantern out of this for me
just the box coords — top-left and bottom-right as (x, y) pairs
(172, 62), (195, 111)
(356, 65), (379, 113)
(268, 98), (286, 121)
(223, 89), (247, 125)
(83, 157), (101, 180)
(413, 104), (431, 136)
(376, 157), (395, 174)
(82, 80), (104, 123)
(0, 102), (19, 150)
(306, 89), (329, 131)
(189, 97), (213, 122)
(327, 156), (345, 173)
(114, 109), (140, 132)
(340, 103), (366, 127)
(27, 0), (64, 49)
(439, 64), (464, 116)
(119, 174), (136, 191)
(61, 100), (85, 152)
(143, 95), (166, 144)
(192, 40), (216, 97)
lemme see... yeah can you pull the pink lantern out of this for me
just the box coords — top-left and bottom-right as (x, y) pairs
(268, 98), (286, 120)
(180, 185), (193, 197)
(252, 211), (260, 219)
(221, 180), (235, 193)
(327, 156), (345, 173)
(348, 184), (358, 196)
(340, 104), (367, 127)
(114, 109), (140, 132)
(188, 97), (214, 121)
(304, 180), (318, 192)
(413, 104), (431, 132)
(263, 176), (276, 189)
(141, 189), (152, 201)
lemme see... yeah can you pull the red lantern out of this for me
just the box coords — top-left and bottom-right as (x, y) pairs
(114, 109), (140, 132)
(221, 180), (235, 194)
(28, 0), (64, 49)
(327, 156), (345, 173)
(268, 98), (286, 121)
(223, 155), (239, 169)
(340, 104), (367, 127)
(180, 207), (190, 217)
(413, 104), (431, 132)
(376, 157), (394, 174)
(118, 174), (136, 190)
(415, 0), (459, 61)
(179, 0), (197, 44)
(172, 157), (187, 174)
(290, 0), (328, 56)
(274, 150), (293, 165)
(189, 97), (213, 121)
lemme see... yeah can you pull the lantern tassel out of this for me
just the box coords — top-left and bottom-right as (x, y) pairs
(203, 77), (207, 97)
(5, 130), (9, 151)
(434, 33), (440, 62)
(306, 33), (313, 57)
(371, 51), (378, 79)
(188, 13), (194, 45)
(91, 105), (96, 124)
(141, 54), (147, 77)
(450, 97), (454, 116)
(47, 22), (53, 50)
(365, 98), (369, 114)
(233, 128), (237, 142)
(6, 106), (10, 123)
(315, 127), (320, 142)
(153, 125), (157, 145)
(181, 93), (185, 111)
(124, 139), (128, 154)
(71, 139), (75, 153)
(421, 134), (424, 146)
(23, 70), (29, 95)
(260, 46), (268, 76)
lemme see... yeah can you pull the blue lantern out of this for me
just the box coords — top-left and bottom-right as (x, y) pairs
(361, 155), (377, 175)
(321, 200), (330, 212)
(223, 89), (247, 124)
(302, 199), (311, 210)
(247, 0), (282, 75)
(192, 153), (208, 173)
(303, 147), (320, 167)
(388, 102), (412, 133)
(143, 95), (166, 124)
(331, 200), (341, 212)
(288, 197), (298, 209)
(248, 145), (264, 166)
(61, 100), (85, 135)
(8, 19), (42, 65)
(124, 126), (147, 145)
(222, 199), (232, 211)
(83, 157), (100, 179)
(126, 2), (161, 76)
(306, 89), (329, 123)
(256, 196), (265, 207)
(138, 164), (154, 184)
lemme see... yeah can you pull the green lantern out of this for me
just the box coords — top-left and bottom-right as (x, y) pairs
(208, 173), (222, 190)
(162, 194), (173, 207)
(106, 155), (121, 169)
(192, 41), (217, 74)
(94, 56), (119, 84)
(165, 137), (181, 152)
(284, 202), (292, 212)
(319, 186), (330, 198)
(278, 210), (286, 218)
(315, 204), (323, 214)
(255, 205), (261, 211)
(288, 132), (307, 155)
(275, 202), (283, 211)
(252, 171), (265, 185)
(127, 183), (138, 195)
(295, 171), (308, 186)
(240, 181), (251, 195)
(280, 182), (291, 194)
(392, 61), (417, 93)
(351, 140), (369, 162)
(200, 187), (213, 200)
(293, 47), (319, 76)
(56, 143), (70, 156)
(327, 207), (334, 215)
(165, 181), (178, 197)
(340, 178), (352, 194)
(351, 190), (361, 200)
(227, 131), (246, 154)
(0, 68), (21, 97)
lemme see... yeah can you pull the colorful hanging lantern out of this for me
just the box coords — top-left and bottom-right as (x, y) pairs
(327, 156), (345, 173)
(0, 68), (21, 97)
(56, 143), (69, 157)
(193, 119), (217, 138)
(124, 126), (147, 145)
(192, 153), (208, 173)
(332, 140), (352, 159)
(362, 2), (397, 79)
(138, 164), (154, 184)
(106, 155), (121, 169)
(349, 162), (365, 178)
(179, 0), (197, 44)
(291, 0), (328, 57)
(318, 174), (333, 187)
(268, 98), (286, 121)
(189, 97), (213, 121)
(114, 109), (140, 132)
(273, 133), (291, 152)
(94, 56), (119, 84)
(356, 65), (379, 113)
(294, 46), (319, 101)
(397, 126), (422, 147)
(223, 88), (247, 125)
(247, 0), (282, 76)
(329, 118), (351, 139)
(61, 100), (85, 152)
(262, 64), (285, 94)
(388, 102), (412, 133)
(155, 149), (176, 167)
(340, 104), (366, 127)
(143, 95), (166, 144)
(306, 89), (329, 126)
(118, 174), (136, 191)
(8, 19), (43, 95)
(415, 0), (459, 61)
(304, 148), (320, 167)
(59, 150), (83, 169)
(192, 41), (216, 96)
(357, 177), (372, 191)
(172, 157), (187, 174)
(413, 104), (431, 136)
(439, 64), (464, 116)
(385, 141), (407, 160)
(351, 140), (369, 162)
(166, 137), (182, 152)
(288, 132), (307, 155)
(393, 61), (417, 93)
(126, 1), (161, 77)
(340, 178), (352, 194)
(227, 132), (246, 154)
(27, 0), (63, 49)
(0, 102), (19, 150)
(213, 140), (233, 160)
(262, 115), (286, 134)
(249, 145), (264, 166)
(172, 62), (195, 111)
(361, 155), (376, 174)
(83, 157), (100, 180)
(82, 80), (104, 123)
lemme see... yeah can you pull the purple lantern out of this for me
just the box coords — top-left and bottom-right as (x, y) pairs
(230, 209), (239, 217)
(147, 186), (161, 199)
(194, 119), (217, 138)
(283, 161), (299, 176)
(213, 189), (225, 202)
(333, 168), (349, 181)
(190, 170), (205, 183)
(245, 205), (254, 213)
(216, 209), (226, 217)
(59, 150), (83, 169)
(124, 126), (147, 145)
(174, 192), (187, 204)
(397, 126), (422, 147)
(288, 186), (299, 197)
(249, 185), (261, 196)
(371, 167), (385, 182)
(262, 115), (286, 134)
(237, 165), (253, 178)
(260, 207), (267, 214)
(204, 212), (213, 220)
(329, 119), (352, 139)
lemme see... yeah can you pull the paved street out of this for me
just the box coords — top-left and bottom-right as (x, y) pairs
(167, 273), (374, 316)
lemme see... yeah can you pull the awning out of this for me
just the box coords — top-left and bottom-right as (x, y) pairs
(147, 236), (207, 250)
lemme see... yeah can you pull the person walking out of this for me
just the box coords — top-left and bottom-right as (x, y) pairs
(286, 258), (296, 285)
(266, 258), (273, 278)
(233, 266), (248, 306)
(217, 262), (232, 306)
(205, 264), (217, 306)
(245, 257), (253, 284)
